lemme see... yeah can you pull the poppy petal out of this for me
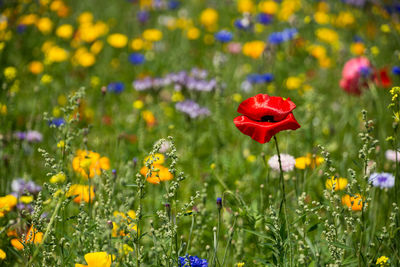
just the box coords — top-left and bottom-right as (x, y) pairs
(234, 113), (300, 144)
(237, 94), (296, 121)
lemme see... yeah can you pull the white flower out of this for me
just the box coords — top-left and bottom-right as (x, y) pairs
(268, 154), (295, 172)
(385, 149), (400, 162)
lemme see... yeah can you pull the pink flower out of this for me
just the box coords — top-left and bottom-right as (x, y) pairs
(339, 57), (372, 95)
(227, 42), (242, 54)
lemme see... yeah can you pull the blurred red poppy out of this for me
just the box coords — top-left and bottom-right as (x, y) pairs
(233, 94), (300, 144)
(376, 68), (391, 88)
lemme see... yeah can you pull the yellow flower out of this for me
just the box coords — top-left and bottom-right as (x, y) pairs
(118, 244), (133, 256)
(258, 1), (278, 15)
(133, 100), (144, 110)
(242, 41), (265, 59)
(350, 42), (365, 56)
(131, 38), (143, 50)
(381, 24), (390, 33)
(200, 8), (218, 28)
(75, 252), (113, 267)
(112, 210), (137, 237)
(335, 11), (355, 27)
(78, 12), (93, 24)
(107, 33), (128, 48)
(66, 184), (94, 203)
(325, 177), (348, 191)
(36, 17), (53, 34)
(236, 263), (245, 267)
(316, 28), (339, 44)
(144, 153), (165, 165)
(371, 46), (379, 56)
(187, 27), (200, 40)
(0, 103), (7, 115)
(233, 93), (242, 103)
(0, 194), (17, 217)
(19, 195), (34, 204)
(142, 29), (162, 42)
(172, 91), (184, 102)
(295, 154), (324, 169)
(246, 155), (256, 163)
(4, 66), (16, 80)
(278, 0), (301, 21)
(50, 172), (66, 184)
(314, 12), (330, 24)
(286, 76), (303, 90)
(56, 24), (73, 39)
(46, 46), (68, 62)
(0, 249), (5, 260)
(72, 149), (110, 179)
(41, 74), (53, 84)
(57, 140), (65, 149)
(376, 256), (389, 266)
(238, 0), (254, 13)
(308, 44), (326, 59)
(74, 48), (96, 67)
(28, 61), (44, 74)
(91, 76), (100, 87)
(90, 40), (103, 54)
(19, 14), (38, 25)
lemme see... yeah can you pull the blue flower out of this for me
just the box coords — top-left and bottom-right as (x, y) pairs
(268, 28), (297, 45)
(129, 53), (145, 65)
(179, 255), (208, 267)
(257, 13), (272, 25)
(49, 118), (65, 127)
(247, 73), (274, 84)
(137, 10), (149, 23)
(107, 82), (125, 94)
(215, 30), (233, 43)
(234, 18), (252, 30)
(168, 0), (180, 9)
(392, 66), (400, 75)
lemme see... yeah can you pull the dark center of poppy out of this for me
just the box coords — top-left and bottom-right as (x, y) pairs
(260, 115), (276, 122)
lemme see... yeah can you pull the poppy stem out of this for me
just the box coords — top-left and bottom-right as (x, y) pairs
(273, 135), (292, 266)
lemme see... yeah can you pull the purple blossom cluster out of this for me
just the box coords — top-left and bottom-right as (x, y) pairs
(175, 100), (211, 119)
(133, 68), (216, 92)
(13, 130), (43, 143)
(11, 178), (42, 196)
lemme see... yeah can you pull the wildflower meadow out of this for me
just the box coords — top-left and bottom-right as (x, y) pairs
(1, 0), (400, 266)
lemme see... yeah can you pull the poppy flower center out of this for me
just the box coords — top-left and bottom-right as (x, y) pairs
(260, 115), (276, 122)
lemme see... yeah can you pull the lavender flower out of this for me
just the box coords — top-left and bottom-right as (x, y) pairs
(369, 172), (395, 188)
(26, 130), (43, 143)
(175, 100), (210, 119)
(268, 154), (295, 172)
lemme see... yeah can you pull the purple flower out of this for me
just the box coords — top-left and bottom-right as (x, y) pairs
(369, 172), (395, 188)
(175, 100), (210, 119)
(137, 10), (149, 23)
(11, 178), (42, 195)
(14, 131), (26, 140)
(26, 130), (43, 143)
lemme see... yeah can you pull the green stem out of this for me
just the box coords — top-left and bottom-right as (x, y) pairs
(273, 135), (292, 267)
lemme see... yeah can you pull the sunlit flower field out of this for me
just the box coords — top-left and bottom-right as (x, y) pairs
(1, 0), (400, 266)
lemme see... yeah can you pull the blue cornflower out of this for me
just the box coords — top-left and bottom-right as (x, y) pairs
(257, 13), (272, 25)
(392, 66), (400, 75)
(107, 82), (125, 94)
(247, 73), (274, 84)
(234, 18), (252, 30)
(215, 30), (233, 43)
(129, 53), (145, 65)
(359, 66), (371, 77)
(179, 255), (208, 267)
(49, 118), (65, 127)
(168, 0), (180, 9)
(268, 28), (297, 45)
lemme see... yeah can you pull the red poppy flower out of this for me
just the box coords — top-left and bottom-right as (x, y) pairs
(376, 68), (391, 88)
(233, 94), (300, 144)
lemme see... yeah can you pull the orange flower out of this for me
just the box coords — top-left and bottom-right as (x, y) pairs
(0, 194), (17, 217)
(66, 184), (95, 203)
(140, 165), (173, 184)
(10, 226), (43, 251)
(72, 150), (110, 179)
(342, 194), (364, 211)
